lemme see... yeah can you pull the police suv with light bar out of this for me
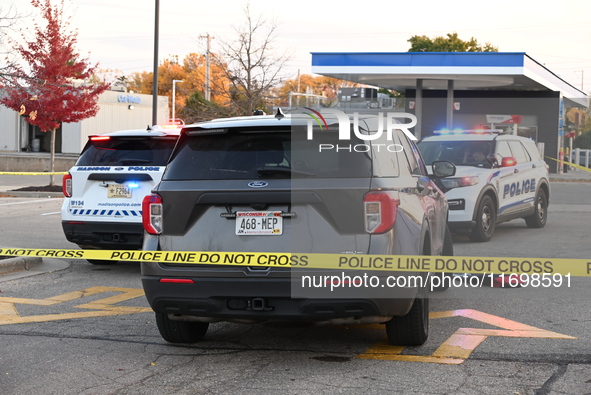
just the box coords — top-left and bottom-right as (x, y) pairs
(61, 126), (181, 264)
(418, 129), (550, 242)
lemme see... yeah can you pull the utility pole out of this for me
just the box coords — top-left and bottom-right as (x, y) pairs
(576, 70), (584, 91)
(200, 34), (214, 101)
(152, 0), (160, 126)
(296, 69), (301, 107)
(172, 79), (183, 123)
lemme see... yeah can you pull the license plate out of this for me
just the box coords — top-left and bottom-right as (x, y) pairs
(235, 211), (282, 235)
(107, 184), (132, 198)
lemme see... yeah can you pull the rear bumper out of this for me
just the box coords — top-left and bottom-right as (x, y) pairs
(141, 275), (417, 321)
(62, 221), (144, 249)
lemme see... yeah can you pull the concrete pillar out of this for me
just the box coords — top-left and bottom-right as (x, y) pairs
(446, 80), (454, 129)
(415, 79), (423, 139)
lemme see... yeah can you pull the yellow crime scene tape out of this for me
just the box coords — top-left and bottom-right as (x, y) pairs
(1, 158), (590, 277)
(1, 247), (590, 277)
(546, 156), (591, 173)
(0, 171), (67, 175)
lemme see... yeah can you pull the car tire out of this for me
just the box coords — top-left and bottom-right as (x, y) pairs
(525, 189), (548, 228)
(470, 195), (496, 242)
(155, 312), (209, 344)
(385, 294), (429, 346)
(431, 225), (453, 291)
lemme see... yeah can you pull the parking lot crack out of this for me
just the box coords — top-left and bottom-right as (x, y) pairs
(533, 364), (568, 395)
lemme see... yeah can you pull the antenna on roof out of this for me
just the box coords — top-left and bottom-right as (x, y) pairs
(275, 107), (284, 119)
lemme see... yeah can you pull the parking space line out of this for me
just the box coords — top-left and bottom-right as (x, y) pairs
(0, 286), (151, 325)
(0, 199), (57, 206)
(357, 309), (577, 364)
(0, 302), (19, 317)
(0, 292), (578, 364)
(431, 333), (487, 359)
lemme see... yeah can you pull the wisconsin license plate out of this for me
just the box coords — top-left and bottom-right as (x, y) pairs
(235, 211), (282, 235)
(107, 184), (132, 198)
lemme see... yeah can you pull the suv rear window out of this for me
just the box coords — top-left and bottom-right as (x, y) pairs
(163, 128), (373, 180)
(76, 136), (178, 166)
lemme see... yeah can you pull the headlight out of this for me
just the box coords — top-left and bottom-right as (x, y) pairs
(440, 176), (479, 189)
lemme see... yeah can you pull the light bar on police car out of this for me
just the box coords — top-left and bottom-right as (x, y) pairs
(433, 129), (503, 135)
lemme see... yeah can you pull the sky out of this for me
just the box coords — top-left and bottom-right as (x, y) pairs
(5, 0), (591, 92)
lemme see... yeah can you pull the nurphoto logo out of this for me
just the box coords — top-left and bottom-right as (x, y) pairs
(302, 108), (418, 153)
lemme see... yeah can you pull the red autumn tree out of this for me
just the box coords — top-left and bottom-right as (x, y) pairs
(0, 0), (109, 185)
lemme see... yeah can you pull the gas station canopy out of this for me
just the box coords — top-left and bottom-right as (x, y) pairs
(311, 52), (588, 107)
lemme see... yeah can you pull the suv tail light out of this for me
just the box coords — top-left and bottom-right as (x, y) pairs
(62, 173), (72, 197)
(143, 194), (163, 235)
(90, 136), (111, 141)
(364, 192), (399, 234)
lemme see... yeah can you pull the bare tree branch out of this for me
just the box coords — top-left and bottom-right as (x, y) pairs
(0, 3), (29, 75)
(213, 3), (292, 115)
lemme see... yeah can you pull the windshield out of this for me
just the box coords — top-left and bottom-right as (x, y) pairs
(418, 140), (494, 168)
(76, 136), (178, 166)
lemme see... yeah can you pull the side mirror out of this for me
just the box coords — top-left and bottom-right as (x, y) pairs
(501, 157), (517, 167)
(486, 153), (498, 167)
(432, 160), (456, 178)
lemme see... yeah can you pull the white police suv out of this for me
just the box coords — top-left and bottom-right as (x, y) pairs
(61, 126), (181, 263)
(418, 130), (550, 242)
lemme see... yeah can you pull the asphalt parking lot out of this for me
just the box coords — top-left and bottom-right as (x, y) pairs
(0, 174), (590, 394)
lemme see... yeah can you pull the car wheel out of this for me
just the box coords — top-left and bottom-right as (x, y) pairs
(470, 195), (496, 242)
(155, 312), (209, 344)
(385, 294), (429, 346)
(431, 225), (453, 291)
(525, 189), (548, 228)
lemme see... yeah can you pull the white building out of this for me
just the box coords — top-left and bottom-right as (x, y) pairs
(0, 90), (169, 155)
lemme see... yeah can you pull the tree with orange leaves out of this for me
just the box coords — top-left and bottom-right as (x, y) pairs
(127, 54), (231, 123)
(0, 0), (109, 185)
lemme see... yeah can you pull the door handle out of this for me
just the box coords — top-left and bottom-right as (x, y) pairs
(514, 168), (519, 174)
